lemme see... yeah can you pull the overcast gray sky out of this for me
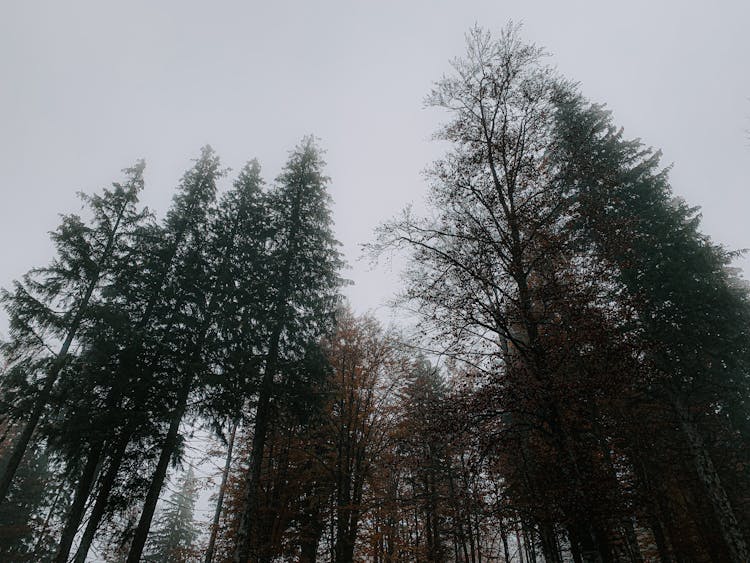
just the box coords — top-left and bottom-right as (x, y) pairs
(1, 0), (749, 334)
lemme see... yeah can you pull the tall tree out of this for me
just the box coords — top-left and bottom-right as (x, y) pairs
(144, 467), (200, 563)
(0, 162), (146, 502)
(126, 146), (224, 561)
(372, 24), (665, 561)
(75, 153), (269, 563)
(324, 310), (397, 563)
(233, 137), (344, 562)
(552, 91), (750, 562)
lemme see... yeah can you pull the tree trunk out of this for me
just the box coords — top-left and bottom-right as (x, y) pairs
(299, 497), (325, 563)
(673, 396), (749, 562)
(234, 360), (277, 561)
(205, 420), (238, 563)
(72, 431), (129, 563)
(568, 526), (583, 563)
(515, 523), (525, 563)
(233, 328), (280, 562)
(33, 465), (72, 556)
(521, 521), (535, 563)
(54, 444), (103, 562)
(500, 524), (510, 563)
(649, 516), (672, 563)
(539, 522), (561, 563)
(622, 519), (644, 563)
(126, 381), (191, 563)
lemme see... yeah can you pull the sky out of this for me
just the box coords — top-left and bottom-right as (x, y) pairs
(1, 1), (749, 333)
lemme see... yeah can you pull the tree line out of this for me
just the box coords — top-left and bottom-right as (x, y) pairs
(1, 24), (749, 563)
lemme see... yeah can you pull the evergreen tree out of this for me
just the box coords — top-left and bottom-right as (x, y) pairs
(203, 159), (269, 563)
(206, 159), (271, 423)
(59, 146), (222, 563)
(553, 92), (750, 561)
(233, 137), (344, 562)
(0, 435), (60, 561)
(0, 162), (147, 502)
(125, 146), (223, 561)
(144, 467), (200, 563)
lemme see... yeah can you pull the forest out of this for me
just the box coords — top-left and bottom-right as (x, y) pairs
(1, 25), (749, 563)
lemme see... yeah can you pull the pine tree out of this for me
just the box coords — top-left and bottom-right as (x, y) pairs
(205, 158), (271, 423)
(200, 159), (270, 563)
(0, 162), (147, 502)
(144, 467), (200, 563)
(57, 146), (222, 563)
(0, 433), (60, 561)
(233, 137), (344, 562)
(125, 146), (223, 561)
(552, 92), (750, 561)
(68, 217), (168, 563)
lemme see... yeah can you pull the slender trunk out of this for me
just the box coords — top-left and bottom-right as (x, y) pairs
(334, 458), (356, 563)
(500, 524), (510, 563)
(473, 508), (482, 563)
(300, 514), (323, 563)
(299, 493), (325, 563)
(73, 432), (130, 563)
(515, 523), (525, 563)
(539, 522), (560, 563)
(233, 329), (279, 563)
(622, 519), (644, 563)
(54, 444), (103, 562)
(631, 441), (674, 563)
(330, 497), (336, 562)
(673, 396), (749, 562)
(426, 472), (442, 561)
(335, 524), (357, 563)
(345, 511), (361, 563)
(126, 381), (191, 563)
(522, 521), (536, 563)
(578, 524), (603, 563)
(568, 526), (583, 563)
(546, 402), (608, 563)
(648, 516), (672, 563)
(205, 420), (238, 563)
(33, 466), (72, 556)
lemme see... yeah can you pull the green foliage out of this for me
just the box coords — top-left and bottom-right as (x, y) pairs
(0, 161), (147, 425)
(0, 441), (60, 561)
(553, 92), (750, 427)
(144, 468), (200, 562)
